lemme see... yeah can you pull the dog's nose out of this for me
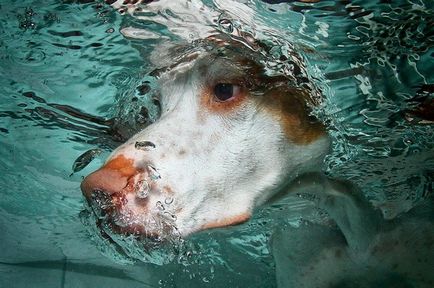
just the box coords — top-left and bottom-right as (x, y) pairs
(80, 155), (137, 199)
(81, 168), (127, 198)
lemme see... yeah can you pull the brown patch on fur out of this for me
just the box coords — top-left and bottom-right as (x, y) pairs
(199, 82), (248, 114)
(163, 185), (174, 195)
(198, 72), (325, 144)
(201, 213), (250, 230)
(163, 34), (325, 145)
(259, 87), (326, 145)
(81, 169), (128, 198)
(104, 155), (137, 177)
(196, 39), (325, 144)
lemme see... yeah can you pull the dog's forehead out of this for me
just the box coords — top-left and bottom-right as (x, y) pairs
(150, 37), (266, 78)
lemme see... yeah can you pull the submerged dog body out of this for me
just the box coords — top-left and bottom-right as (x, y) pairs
(81, 37), (329, 238)
(273, 174), (434, 288)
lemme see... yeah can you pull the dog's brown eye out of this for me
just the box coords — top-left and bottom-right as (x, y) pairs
(214, 83), (241, 102)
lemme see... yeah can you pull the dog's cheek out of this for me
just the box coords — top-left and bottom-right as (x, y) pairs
(258, 87), (326, 145)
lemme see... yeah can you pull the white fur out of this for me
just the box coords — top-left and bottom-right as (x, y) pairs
(104, 53), (329, 236)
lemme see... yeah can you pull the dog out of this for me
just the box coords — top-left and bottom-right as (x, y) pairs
(80, 0), (333, 242)
(81, 31), (330, 238)
(80, 1), (433, 286)
(272, 174), (434, 288)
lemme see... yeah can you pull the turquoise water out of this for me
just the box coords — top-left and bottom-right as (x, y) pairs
(0, 0), (433, 287)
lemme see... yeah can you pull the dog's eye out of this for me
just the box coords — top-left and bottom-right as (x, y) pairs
(213, 83), (241, 102)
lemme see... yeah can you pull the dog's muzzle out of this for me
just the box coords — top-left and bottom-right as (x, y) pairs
(80, 156), (177, 239)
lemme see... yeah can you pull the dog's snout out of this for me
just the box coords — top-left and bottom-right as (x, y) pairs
(80, 154), (178, 239)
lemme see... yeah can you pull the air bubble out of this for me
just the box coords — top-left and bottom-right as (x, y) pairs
(71, 148), (102, 174)
(202, 277), (210, 283)
(219, 18), (233, 33)
(148, 165), (161, 180)
(156, 201), (165, 211)
(135, 141), (156, 151)
(18, 8), (36, 30)
(164, 197), (174, 205)
(136, 180), (150, 198)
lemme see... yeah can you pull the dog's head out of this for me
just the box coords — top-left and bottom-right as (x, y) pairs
(81, 36), (329, 241)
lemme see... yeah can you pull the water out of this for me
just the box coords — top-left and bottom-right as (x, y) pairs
(0, 0), (433, 287)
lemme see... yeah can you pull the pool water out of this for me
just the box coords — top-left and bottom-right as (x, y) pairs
(0, 0), (432, 287)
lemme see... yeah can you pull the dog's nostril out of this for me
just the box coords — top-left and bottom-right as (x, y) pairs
(135, 141), (156, 151)
(81, 163), (131, 198)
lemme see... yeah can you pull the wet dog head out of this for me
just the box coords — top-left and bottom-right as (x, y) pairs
(81, 36), (329, 241)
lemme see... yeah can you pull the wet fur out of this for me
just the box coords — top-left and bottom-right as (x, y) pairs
(272, 174), (434, 288)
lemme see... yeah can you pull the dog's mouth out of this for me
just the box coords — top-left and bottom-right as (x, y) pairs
(80, 193), (185, 265)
